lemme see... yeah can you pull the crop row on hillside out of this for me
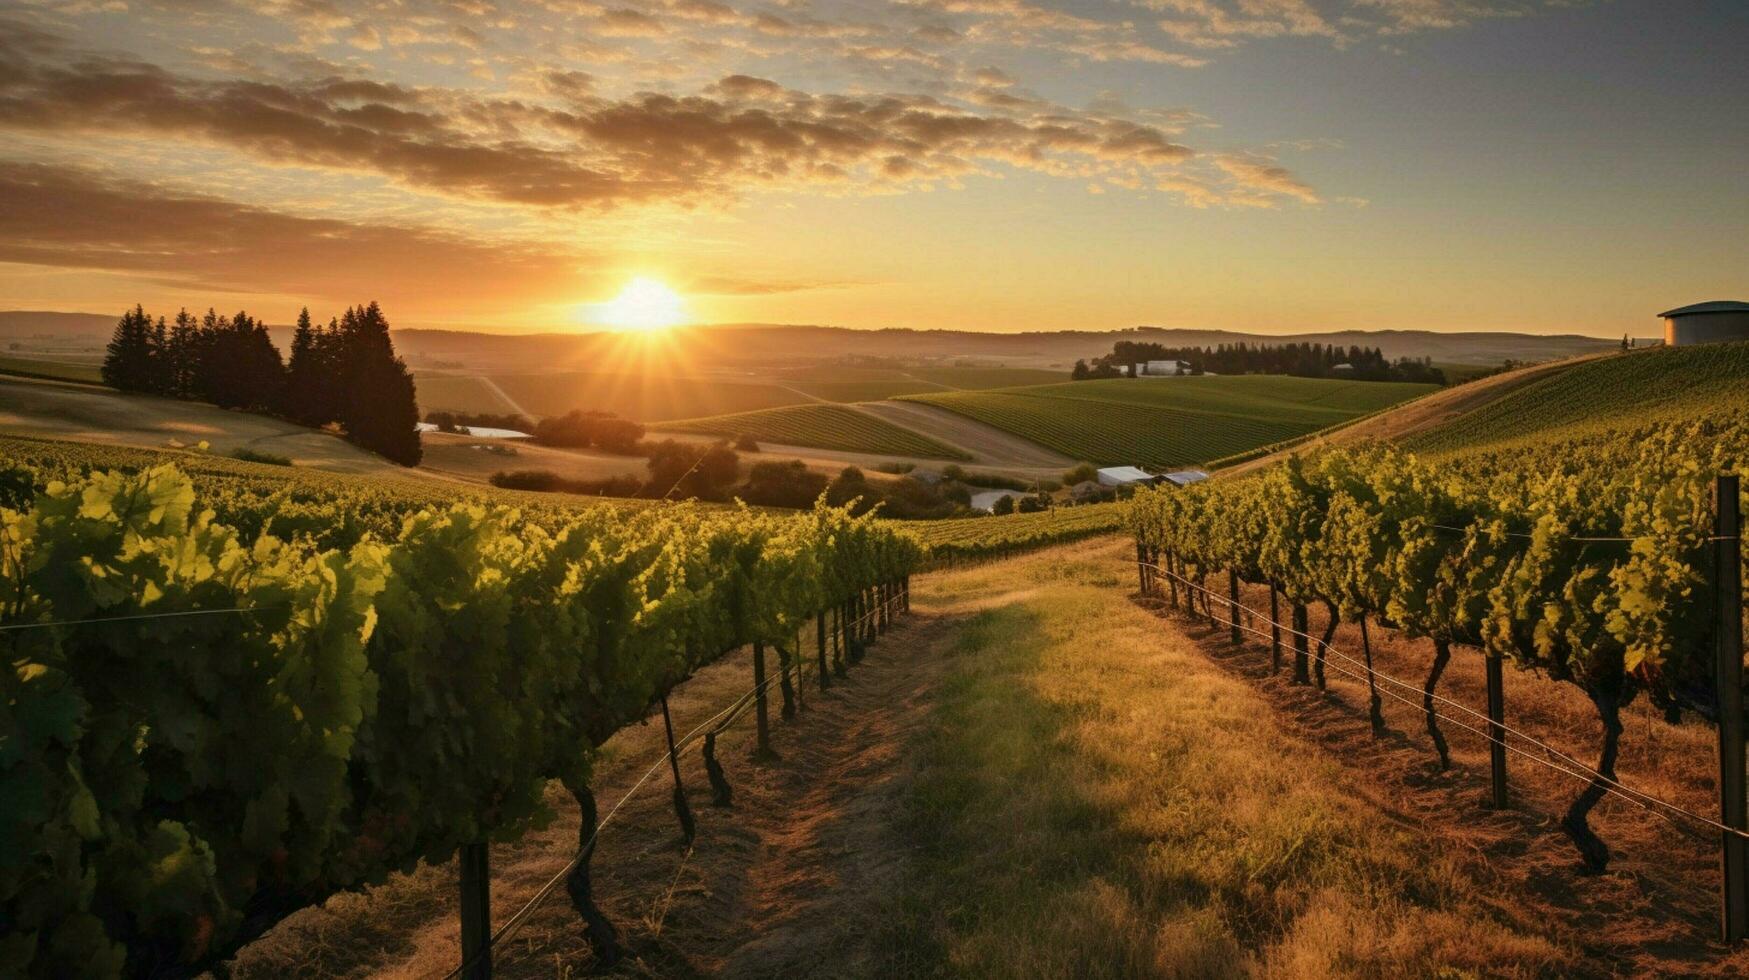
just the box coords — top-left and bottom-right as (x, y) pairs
(1406, 342), (1749, 457)
(899, 375), (1435, 467)
(652, 404), (972, 460)
(897, 390), (1309, 467)
(903, 502), (1124, 564)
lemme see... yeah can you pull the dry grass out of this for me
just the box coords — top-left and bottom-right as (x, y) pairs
(874, 539), (1574, 978)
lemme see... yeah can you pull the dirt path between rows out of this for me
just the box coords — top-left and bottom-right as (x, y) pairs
(234, 600), (971, 979)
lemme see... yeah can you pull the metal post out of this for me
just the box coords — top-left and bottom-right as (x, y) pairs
(459, 842), (491, 980)
(1486, 654), (1508, 809)
(1228, 570), (1242, 645)
(1713, 473), (1746, 942)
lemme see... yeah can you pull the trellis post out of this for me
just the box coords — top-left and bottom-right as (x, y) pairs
(1713, 473), (1746, 942)
(752, 641), (771, 755)
(1486, 654), (1508, 809)
(458, 841), (491, 979)
(1227, 570), (1242, 645)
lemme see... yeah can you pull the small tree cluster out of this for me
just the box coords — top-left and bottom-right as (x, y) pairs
(531, 410), (647, 454)
(100, 302), (422, 466)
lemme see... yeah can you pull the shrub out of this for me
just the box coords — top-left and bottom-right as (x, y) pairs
(230, 447), (292, 466)
(991, 494), (1015, 516)
(738, 460), (829, 509)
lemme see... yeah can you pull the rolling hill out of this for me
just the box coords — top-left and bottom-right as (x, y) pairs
(650, 404), (972, 460)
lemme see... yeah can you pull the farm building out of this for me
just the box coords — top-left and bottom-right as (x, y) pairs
(1069, 480), (1108, 503)
(1660, 301), (1749, 346)
(1096, 466), (1160, 487)
(970, 489), (1023, 513)
(1134, 359), (1192, 377)
(1162, 469), (1210, 487)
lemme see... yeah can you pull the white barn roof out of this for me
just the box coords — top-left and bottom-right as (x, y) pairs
(1096, 466), (1156, 486)
(1162, 469), (1210, 486)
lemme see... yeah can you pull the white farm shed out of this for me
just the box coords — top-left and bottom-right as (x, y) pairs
(1138, 360), (1191, 376)
(1162, 469), (1210, 487)
(1097, 466), (1159, 487)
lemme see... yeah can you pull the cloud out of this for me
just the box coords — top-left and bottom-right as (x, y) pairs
(0, 31), (1286, 210)
(0, 161), (585, 308)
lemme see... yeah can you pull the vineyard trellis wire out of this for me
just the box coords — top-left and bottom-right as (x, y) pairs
(1134, 557), (1748, 841)
(1128, 464), (1747, 941)
(440, 578), (912, 980)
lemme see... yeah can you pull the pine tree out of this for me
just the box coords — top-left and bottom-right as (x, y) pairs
(196, 310), (285, 412)
(282, 307), (329, 425)
(165, 309), (199, 398)
(335, 302), (421, 465)
(101, 305), (158, 392)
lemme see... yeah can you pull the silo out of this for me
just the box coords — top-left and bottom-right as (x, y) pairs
(1660, 301), (1749, 346)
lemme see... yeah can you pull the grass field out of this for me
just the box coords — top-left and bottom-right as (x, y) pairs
(900, 376), (1436, 467)
(0, 354), (105, 384)
(1406, 341), (1749, 456)
(429, 371), (813, 421)
(652, 404), (972, 460)
(785, 379), (944, 401)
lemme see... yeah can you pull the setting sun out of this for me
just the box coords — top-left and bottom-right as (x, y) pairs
(592, 277), (687, 331)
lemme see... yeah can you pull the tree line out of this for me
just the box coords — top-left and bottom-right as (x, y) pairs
(101, 302), (421, 465)
(1073, 340), (1447, 384)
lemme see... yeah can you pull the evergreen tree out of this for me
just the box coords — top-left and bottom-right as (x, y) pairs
(196, 310), (285, 412)
(282, 307), (330, 425)
(100, 305), (158, 392)
(164, 309), (200, 398)
(335, 302), (421, 465)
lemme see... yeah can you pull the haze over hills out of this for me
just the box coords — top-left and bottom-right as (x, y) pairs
(2, 310), (1630, 374)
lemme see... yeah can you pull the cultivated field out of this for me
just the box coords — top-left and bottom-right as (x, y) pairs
(651, 403), (972, 460)
(899, 375), (1435, 467)
(0, 353), (104, 384)
(1406, 341), (1749, 456)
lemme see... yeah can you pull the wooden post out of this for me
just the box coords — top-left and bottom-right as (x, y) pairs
(1227, 570), (1242, 645)
(660, 695), (696, 843)
(1486, 654), (1508, 809)
(1270, 585), (1282, 674)
(753, 641), (771, 755)
(1166, 552), (1180, 607)
(816, 612), (830, 691)
(1292, 602), (1310, 684)
(1135, 539), (1149, 594)
(459, 842), (491, 980)
(1713, 473), (1746, 942)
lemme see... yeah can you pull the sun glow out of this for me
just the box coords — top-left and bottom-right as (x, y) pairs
(592, 277), (687, 331)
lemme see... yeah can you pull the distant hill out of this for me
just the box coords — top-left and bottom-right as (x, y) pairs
(3, 310), (1627, 373)
(0, 310), (114, 342)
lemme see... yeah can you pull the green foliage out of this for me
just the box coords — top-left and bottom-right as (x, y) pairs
(0, 462), (922, 976)
(1127, 413), (1749, 713)
(905, 503), (1125, 564)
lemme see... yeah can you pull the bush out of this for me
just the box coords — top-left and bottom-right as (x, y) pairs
(532, 411), (646, 453)
(229, 447), (292, 466)
(876, 461), (915, 474)
(991, 494), (1015, 516)
(738, 460), (829, 509)
(425, 411), (532, 433)
(1062, 462), (1099, 486)
(488, 469), (643, 497)
(644, 440), (739, 500)
(734, 434), (762, 452)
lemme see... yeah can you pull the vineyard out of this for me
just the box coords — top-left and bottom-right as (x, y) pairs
(1125, 404), (1749, 898)
(900, 375), (1436, 467)
(0, 456), (921, 977)
(907, 502), (1124, 565)
(652, 404), (972, 460)
(1407, 341), (1749, 457)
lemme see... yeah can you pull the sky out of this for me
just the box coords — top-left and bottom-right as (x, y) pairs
(0, 0), (1743, 336)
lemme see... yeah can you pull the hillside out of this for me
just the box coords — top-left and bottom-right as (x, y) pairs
(1404, 341), (1749, 457)
(897, 375), (1438, 468)
(650, 403), (972, 460)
